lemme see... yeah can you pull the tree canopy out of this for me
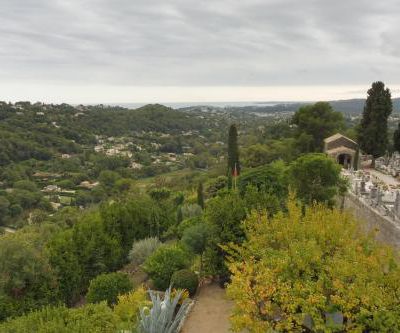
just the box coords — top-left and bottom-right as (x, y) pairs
(357, 81), (392, 163)
(288, 153), (342, 207)
(226, 197), (400, 332)
(292, 102), (344, 152)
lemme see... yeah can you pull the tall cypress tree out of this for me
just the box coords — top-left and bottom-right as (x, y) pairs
(358, 81), (392, 167)
(393, 123), (400, 153)
(197, 182), (205, 209)
(227, 124), (240, 188)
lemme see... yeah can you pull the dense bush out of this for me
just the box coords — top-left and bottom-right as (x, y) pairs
(0, 303), (118, 333)
(204, 192), (246, 281)
(86, 272), (133, 306)
(100, 196), (175, 262)
(0, 229), (60, 320)
(226, 196), (400, 332)
(143, 244), (190, 290)
(238, 160), (287, 199)
(288, 153), (342, 206)
(0, 286), (150, 332)
(171, 269), (199, 296)
(180, 204), (203, 220)
(113, 286), (150, 331)
(181, 223), (209, 273)
(128, 237), (162, 266)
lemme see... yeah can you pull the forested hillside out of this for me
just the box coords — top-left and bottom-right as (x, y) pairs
(0, 102), (232, 228)
(1, 89), (400, 332)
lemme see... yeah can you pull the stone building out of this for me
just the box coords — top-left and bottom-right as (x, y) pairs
(324, 133), (359, 169)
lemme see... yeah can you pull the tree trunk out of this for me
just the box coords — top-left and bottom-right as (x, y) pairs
(371, 157), (375, 169)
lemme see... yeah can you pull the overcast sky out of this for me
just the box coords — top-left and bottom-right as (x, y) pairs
(1, 0), (400, 104)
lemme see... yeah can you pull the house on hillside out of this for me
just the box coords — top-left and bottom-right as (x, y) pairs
(324, 133), (359, 169)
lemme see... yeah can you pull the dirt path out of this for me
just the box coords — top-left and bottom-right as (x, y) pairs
(181, 282), (234, 333)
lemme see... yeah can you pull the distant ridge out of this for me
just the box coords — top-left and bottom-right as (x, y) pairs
(329, 98), (400, 115)
(98, 98), (400, 115)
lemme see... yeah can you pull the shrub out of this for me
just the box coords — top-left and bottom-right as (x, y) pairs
(0, 303), (118, 333)
(288, 153), (342, 206)
(180, 204), (202, 220)
(148, 187), (171, 201)
(86, 272), (133, 306)
(128, 237), (162, 266)
(226, 196), (400, 332)
(138, 287), (190, 333)
(171, 269), (199, 296)
(143, 244), (190, 290)
(113, 285), (150, 330)
(176, 216), (201, 238)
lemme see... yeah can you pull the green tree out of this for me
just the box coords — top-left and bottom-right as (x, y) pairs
(72, 213), (122, 286)
(205, 192), (246, 283)
(393, 122), (400, 153)
(99, 170), (121, 189)
(227, 124), (240, 188)
(143, 244), (190, 290)
(0, 231), (60, 319)
(206, 176), (228, 198)
(226, 197), (400, 332)
(0, 196), (10, 224)
(288, 153), (342, 206)
(292, 102), (344, 152)
(197, 182), (205, 209)
(13, 180), (38, 192)
(358, 81), (392, 167)
(171, 269), (199, 296)
(46, 230), (82, 305)
(238, 160), (288, 199)
(100, 196), (171, 261)
(86, 272), (133, 306)
(182, 223), (209, 275)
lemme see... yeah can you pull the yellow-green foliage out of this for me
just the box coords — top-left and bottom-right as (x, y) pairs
(0, 302), (118, 333)
(0, 286), (150, 333)
(113, 285), (150, 330)
(226, 196), (400, 332)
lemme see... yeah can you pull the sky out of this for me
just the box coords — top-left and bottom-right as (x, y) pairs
(1, 0), (400, 104)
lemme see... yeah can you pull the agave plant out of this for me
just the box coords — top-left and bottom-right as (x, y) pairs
(138, 287), (190, 333)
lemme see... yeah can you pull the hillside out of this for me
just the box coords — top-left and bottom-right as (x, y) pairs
(186, 98), (400, 116)
(0, 102), (232, 229)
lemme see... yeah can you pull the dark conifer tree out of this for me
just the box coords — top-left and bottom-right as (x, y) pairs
(197, 182), (205, 209)
(177, 206), (183, 224)
(227, 124), (240, 188)
(357, 81), (392, 167)
(393, 123), (400, 153)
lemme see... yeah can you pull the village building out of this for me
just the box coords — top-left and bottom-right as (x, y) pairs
(324, 133), (359, 169)
(130, 162), (143, 169)
(79, 181), (99, 189)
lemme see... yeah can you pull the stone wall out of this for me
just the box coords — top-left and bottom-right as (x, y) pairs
(343, 192), (400, 249)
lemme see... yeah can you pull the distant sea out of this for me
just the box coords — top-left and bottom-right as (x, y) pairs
(106, 101), (300, 109)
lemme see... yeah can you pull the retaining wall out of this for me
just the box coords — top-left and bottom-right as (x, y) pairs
(343, 192), (400, 249)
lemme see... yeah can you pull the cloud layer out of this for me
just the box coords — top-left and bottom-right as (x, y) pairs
(1, 0), (400, 101)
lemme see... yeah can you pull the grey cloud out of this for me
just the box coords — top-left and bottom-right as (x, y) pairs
(0, 0), (400, 87)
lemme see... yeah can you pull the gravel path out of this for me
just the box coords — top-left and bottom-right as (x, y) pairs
(181, 282), (234, 333)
